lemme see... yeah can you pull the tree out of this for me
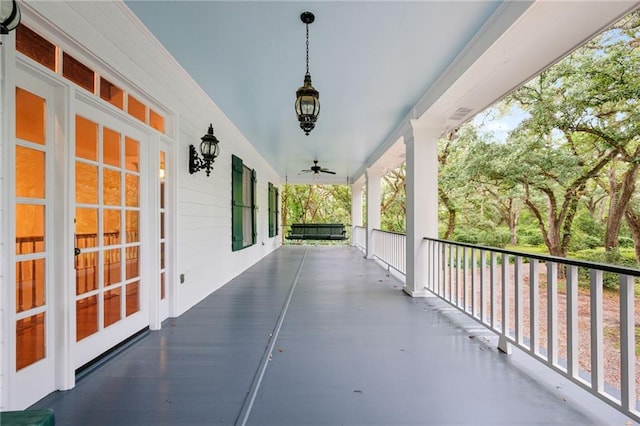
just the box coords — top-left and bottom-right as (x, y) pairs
(462, 123), (524, 245)
(500, 49), (636, 255)
(380, 165), (406, 233)
(562, 11), (640, 251)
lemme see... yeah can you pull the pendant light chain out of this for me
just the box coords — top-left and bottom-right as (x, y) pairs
(305, 23), (310, 75)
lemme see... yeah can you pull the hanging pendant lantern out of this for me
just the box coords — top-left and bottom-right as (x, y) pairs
(295, 11), (320, 136)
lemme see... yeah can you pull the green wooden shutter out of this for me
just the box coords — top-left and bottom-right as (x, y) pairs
(275, 187), (279, 236)
(268, 182), (275, 237)
(251, 169), (257, 244)
(231, 155), (244, 251)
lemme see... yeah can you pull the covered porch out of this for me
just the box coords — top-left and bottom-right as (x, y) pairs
(32, 246), (628, 425)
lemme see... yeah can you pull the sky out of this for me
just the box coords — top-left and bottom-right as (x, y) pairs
(473, 105), (529, 143)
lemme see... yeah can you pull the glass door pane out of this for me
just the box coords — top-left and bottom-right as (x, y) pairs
(15, 87), (48, 371)
(75, 118), (142, 343)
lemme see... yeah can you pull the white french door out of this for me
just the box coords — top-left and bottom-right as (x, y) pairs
(73, 101), (149, 368)
(158, 144), (169, 322)
(9, 62), (164, 410)
(11, 72), (58, 409)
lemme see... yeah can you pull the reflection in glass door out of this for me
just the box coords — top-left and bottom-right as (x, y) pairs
(74, 113), (143, 364)
(15, 87), (48, 372)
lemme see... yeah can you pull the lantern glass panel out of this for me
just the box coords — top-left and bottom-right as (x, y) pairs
(0, 1), (15, 21)
(200, 141), (213, 157)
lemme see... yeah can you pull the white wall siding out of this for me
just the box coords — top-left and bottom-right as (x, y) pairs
(0, 1), (282, 408)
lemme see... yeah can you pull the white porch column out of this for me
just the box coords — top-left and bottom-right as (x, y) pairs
(351, 183), (363, 246)
(365, 168), (382, 259)
(404, 120), (439, 297)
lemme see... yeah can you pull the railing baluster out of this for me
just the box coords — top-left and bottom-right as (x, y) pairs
(462, 247), (467, 312)
(515, 256), (523, 345)
(480, 249), (486, 325)
(455, 245), (460, 306)
(426, 240), (432, 291)
(619, 274), (636, 411)
(18, 261), (24, 311)
(438, 244), (447, 298)
(501, 253), (509, 338)
(448, 243), (453, 302)
(530, 259), (539, 356)
(30, 258), (37, 308)
(566, 265), (579, 378)
(490, 252), (497, 329)
(435, 242), (441, 296)
(590, 269), (604, 393)
(547, 261), (558, 366)
(471, 249), (477, 318)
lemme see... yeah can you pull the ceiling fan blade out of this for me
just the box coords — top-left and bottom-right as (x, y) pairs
(321, 170), (336, 174)
(299, 169), (312, 173)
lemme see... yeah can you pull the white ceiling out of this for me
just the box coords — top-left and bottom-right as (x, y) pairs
(125, 1), (639, 184)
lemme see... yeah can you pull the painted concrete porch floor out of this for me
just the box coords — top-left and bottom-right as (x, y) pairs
(32, 246), (633, 425)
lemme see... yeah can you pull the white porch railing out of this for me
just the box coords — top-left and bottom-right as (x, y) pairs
(352, 225), (366, 250)
(424, 237), (640, 422)
(361, 228), (640, 422)
(372, 228), (406, 275)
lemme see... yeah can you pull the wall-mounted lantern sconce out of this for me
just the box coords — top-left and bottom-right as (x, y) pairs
(0, 0), (21, 35)
(189, 124), (220, 177)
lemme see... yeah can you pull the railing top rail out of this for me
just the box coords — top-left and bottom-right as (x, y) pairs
(372, 228), (407, 237)
(423, 237), (640, 276)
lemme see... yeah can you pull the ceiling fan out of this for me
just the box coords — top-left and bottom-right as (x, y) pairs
(299, 160), (336, 176)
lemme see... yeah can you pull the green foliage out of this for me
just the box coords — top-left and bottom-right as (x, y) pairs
(452, 229), (480, 244)
(619, 236), (635, 248)
(570, 247), (639, 290)
(568, 232), (602, 252)
(573, 210), (604, 240)
(479, 228), (512, 248)
(452, 227), (511, 248)
(505, 245), (549, 256)
(516, 226), (544, 246)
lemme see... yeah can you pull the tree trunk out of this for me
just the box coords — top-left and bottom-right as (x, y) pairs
(625, 207), (640, 265)
(546, 215), (565, 257)
(604, 161), (640, 251)
(508, 210), (518, 246)
(523, 187), (566, 257)
(439, 188), (456, 239)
